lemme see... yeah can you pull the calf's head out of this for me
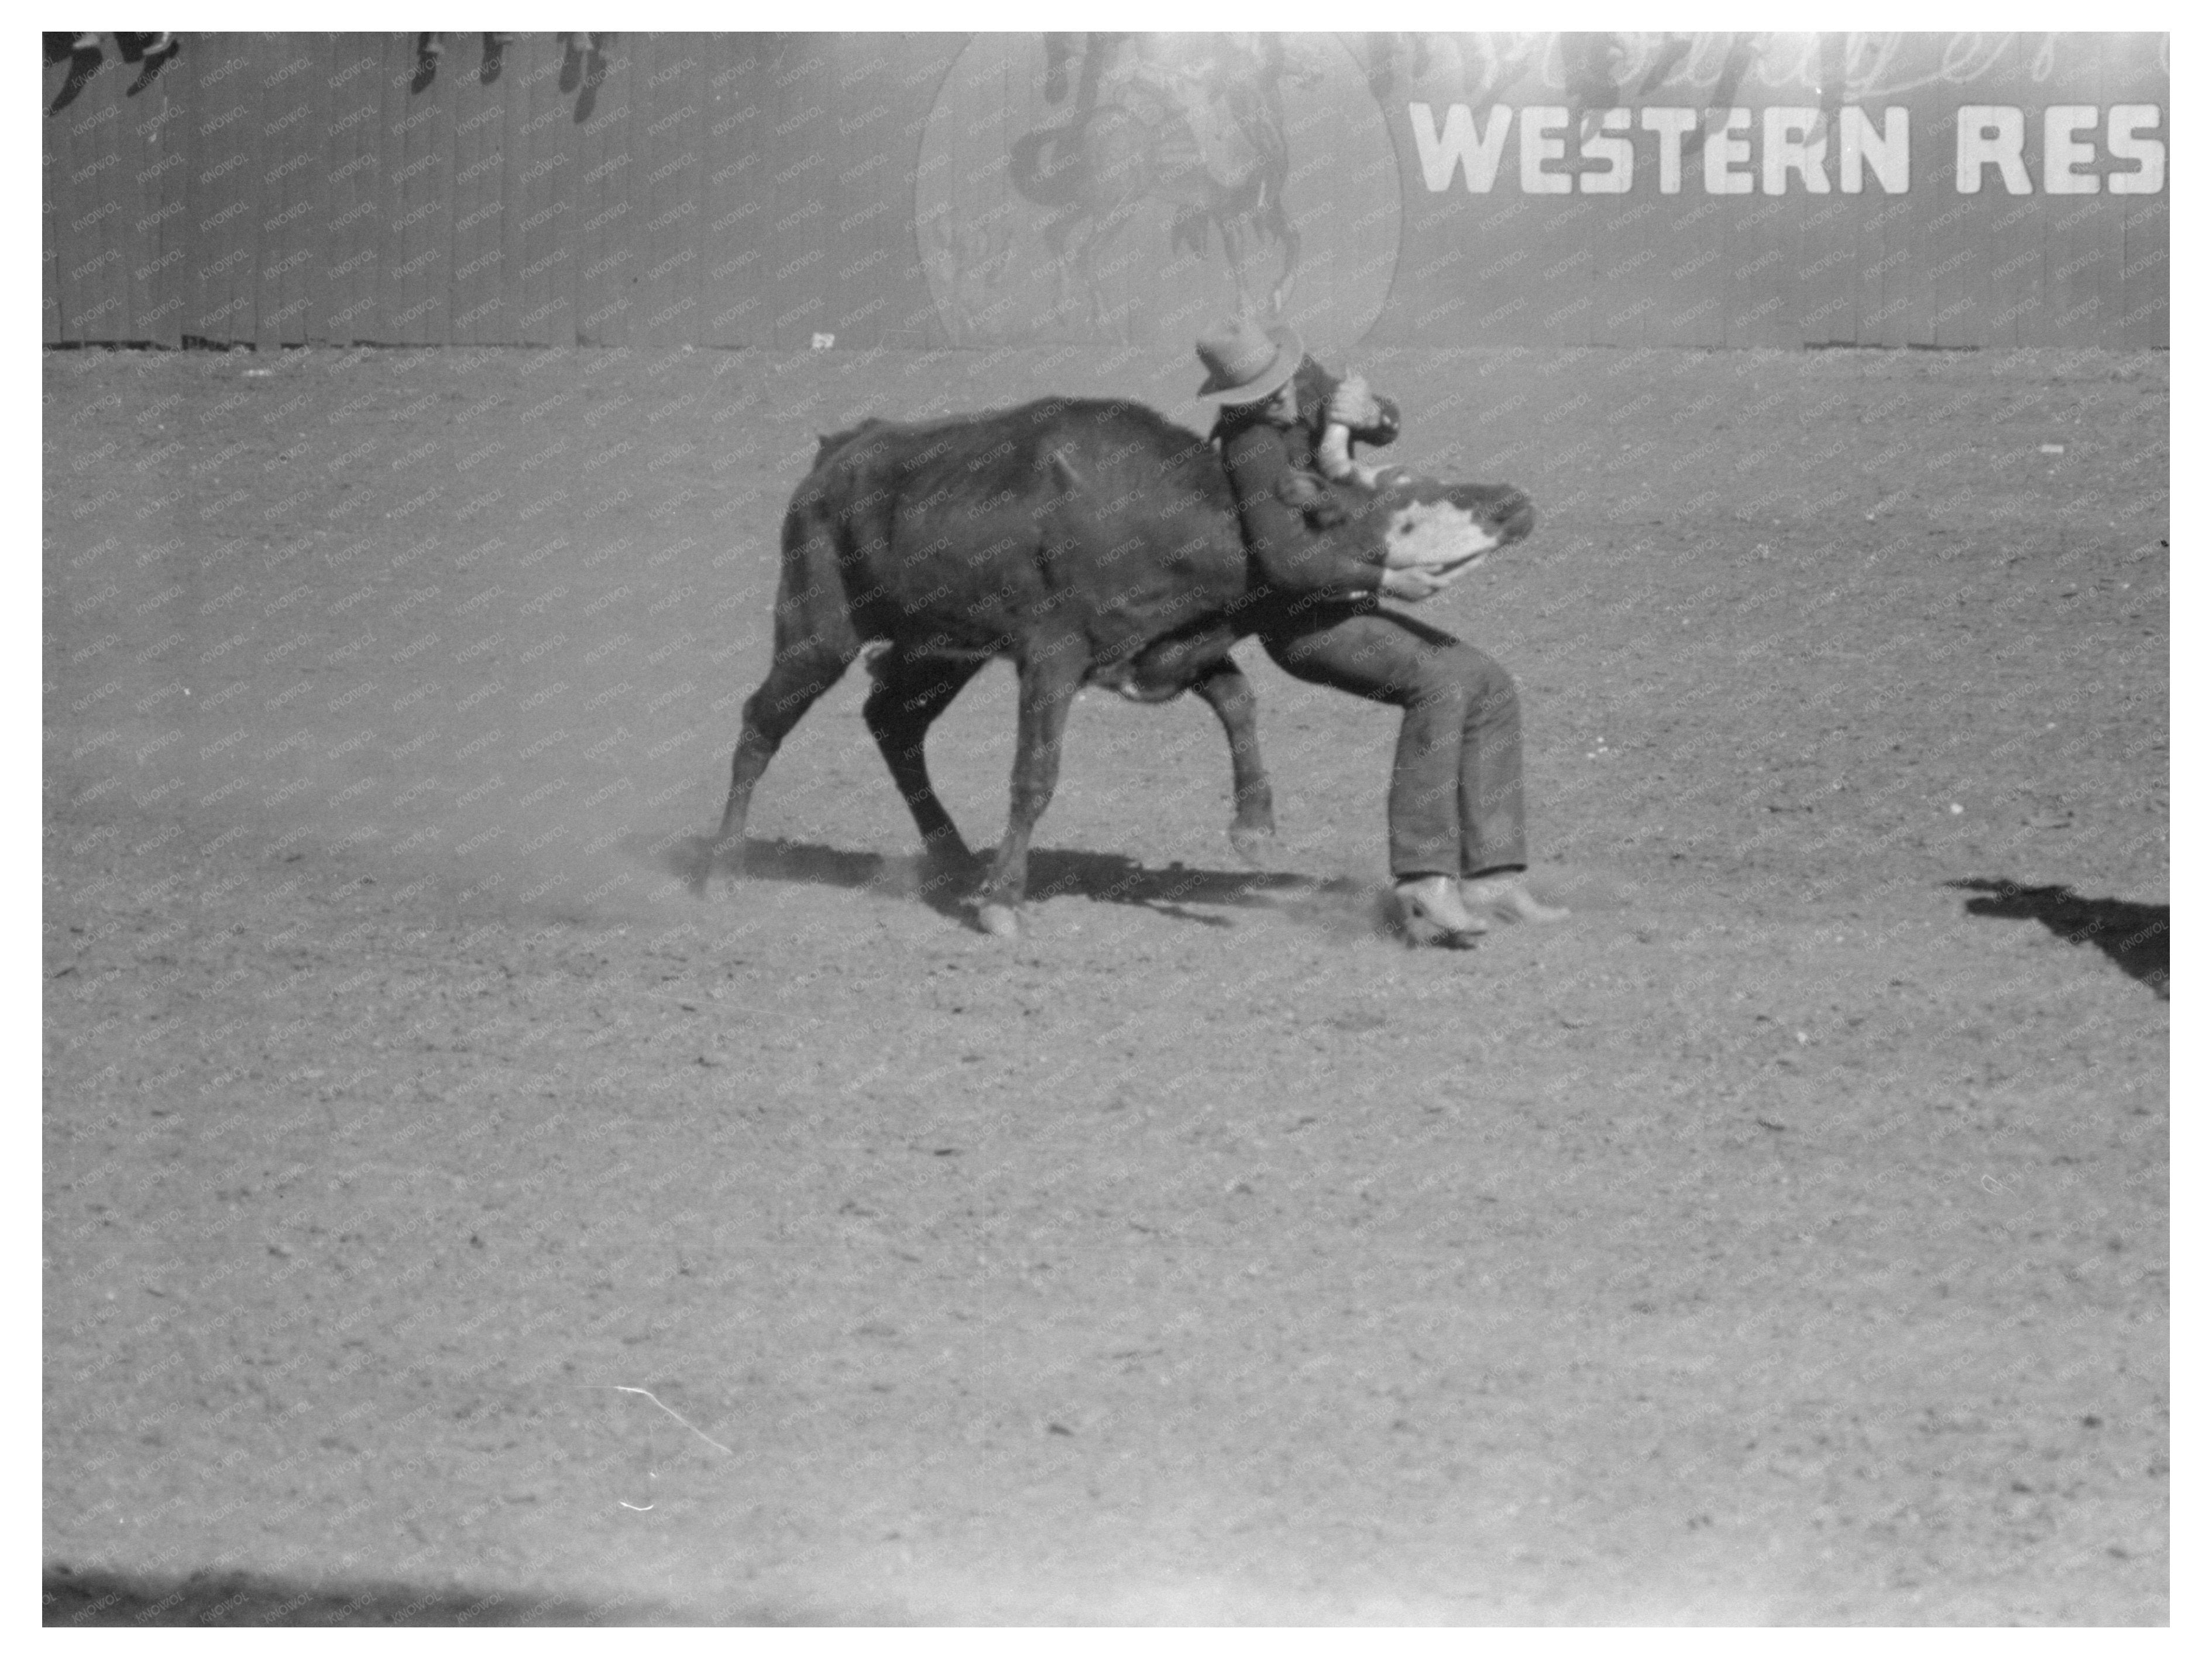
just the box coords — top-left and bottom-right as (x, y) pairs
(1315, 420), (1534, 585)
(1373, 473), (1534, 582)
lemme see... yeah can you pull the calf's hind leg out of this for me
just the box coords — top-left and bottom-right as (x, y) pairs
(863, 648), (986, 882)
(707, 631), (860, 885)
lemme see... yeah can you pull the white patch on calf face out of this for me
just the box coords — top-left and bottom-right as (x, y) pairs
(1382, 499), (1500, 583)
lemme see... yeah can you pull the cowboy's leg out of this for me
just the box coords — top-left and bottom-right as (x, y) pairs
(1260, 608), (1462, 880)
(1450, 644), (1531, 877)
(1437, 640), (1565, 923)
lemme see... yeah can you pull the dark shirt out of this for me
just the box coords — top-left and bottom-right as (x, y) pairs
(1212, 356), (1402, 605)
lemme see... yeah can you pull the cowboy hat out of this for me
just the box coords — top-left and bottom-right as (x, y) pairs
(1193, 316), (1304, 405)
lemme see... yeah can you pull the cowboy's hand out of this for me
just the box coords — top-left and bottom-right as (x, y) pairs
(1327, 373), (1383, 430)
(1380, 565), (1446, 603)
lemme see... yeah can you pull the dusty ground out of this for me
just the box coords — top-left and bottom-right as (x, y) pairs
(43, 339), (2166, 1624)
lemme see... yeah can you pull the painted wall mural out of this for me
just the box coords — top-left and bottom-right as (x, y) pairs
(42, 33), (2166, 354)
(917, 33), (1400, 356)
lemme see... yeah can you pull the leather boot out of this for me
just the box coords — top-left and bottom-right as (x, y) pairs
(1462, 871), (1571, 925)
(1395, 875), (1485, 949)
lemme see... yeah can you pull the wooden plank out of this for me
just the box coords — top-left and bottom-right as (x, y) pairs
(47, 37), (119, 341)
(826, 34), (903, 349)
(1964, 34), (2035, 346)
(880, 35), (964, 348)
(2119, 194), (2168, 351)
(317, 35), (382, 344)
(517, 33), (580, 346)
(1791, 37), (1845, 346)
(1860, 190), (1909, 351)
(2005, 34), (2084, 346)
(181, 33), (263, 344)
(578, 26), (631, 345)
(281, 34), (331, 349)
(42, 99), (61, 344)
(2048, 34), (2118, 349)
(1867, 38), (1920, 347)
(486, 32), (538, 346)
(814, 33), (863, 345)
(41, 49), (88, 341)
(700, 35), (772, 348)
(1957, 35), (2058, 348)
(1797, 186), (1854, 347)
(1588, 193), (1654, 347)
(1576, 94), (1646, 349)
(1856, 40), (1918, 347)
(132, 46), (188, 348)
(568, 32), (637, 346)
(446, 32), (514, 345)
(386, 31), (456, 343)
(1884, 36), (1944, 347)
(1725, 189), (1798, 350)
(360, 32), (406, 341)
(630, 33), (707, 346)
(1645, 188), (1725, 349)
(53, 44), (138, 342)
(1923, 58), (1980, 346)
(1786, 64), (1849, 348)
(1534, 190), (1596, 348)
(1736, 84), (1807, 349)
(767, 37), (834, 349)
(234, 33), (279, 348)
(42, 43), (78, 341)
(2110, 35), (2168, 350)
(925, 32), (995, 350)
(1977, 194), (2036, 349)
(255, 35), (322, 347)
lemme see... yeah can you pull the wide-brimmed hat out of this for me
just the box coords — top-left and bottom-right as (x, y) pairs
(1194, 316), (1304, 405)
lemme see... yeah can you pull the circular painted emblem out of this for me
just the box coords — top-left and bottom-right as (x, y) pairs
(916, 33), (1401, 358)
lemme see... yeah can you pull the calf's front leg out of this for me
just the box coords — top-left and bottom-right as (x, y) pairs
(974, 642), (1084, 937)
(1189, 657), (1277, 865)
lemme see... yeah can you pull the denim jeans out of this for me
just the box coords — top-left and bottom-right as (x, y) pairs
(1260, 602), (1529, 880)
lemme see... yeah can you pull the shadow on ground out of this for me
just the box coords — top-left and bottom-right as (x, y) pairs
(41, 1565), (835, 1627)
(660, 833), (1355, 933)
(1950, 878), (2170, 998)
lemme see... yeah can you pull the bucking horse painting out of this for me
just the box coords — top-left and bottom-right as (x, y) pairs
(1005, 33), (1310, 331)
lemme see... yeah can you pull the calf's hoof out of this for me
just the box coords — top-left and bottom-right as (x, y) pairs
(694, 841), (742, 897)
(1228, 820), (1279, 868)
(974, 901), (1022, 939)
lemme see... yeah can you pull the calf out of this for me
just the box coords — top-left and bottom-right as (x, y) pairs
(711, 397), (1531, 935)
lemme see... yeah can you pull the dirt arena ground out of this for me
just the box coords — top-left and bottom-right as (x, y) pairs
(43, 339), (2166, 1624)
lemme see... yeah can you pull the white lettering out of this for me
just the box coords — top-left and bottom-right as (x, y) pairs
(1763, 107), (1829, 194)
(1956, 105), (2031, 194)
(1639, 107), (1698, 195)
(1520, 106), (1571, 194)
(1839, 107), (1909, 193)
(1407, 102), (1512, 194)
(1579, 109), (1632, 195)
(2105, 104), (2165, 195)
(1705, 108), (1754, 195)
(2042, 105), (2100, 194)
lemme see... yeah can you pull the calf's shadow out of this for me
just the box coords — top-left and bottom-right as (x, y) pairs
(667, 833), (1348, 934)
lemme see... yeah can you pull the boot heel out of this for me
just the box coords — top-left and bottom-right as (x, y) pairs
(1395, 879), (1485, 950)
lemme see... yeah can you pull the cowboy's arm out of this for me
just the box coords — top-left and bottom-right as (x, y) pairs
(1221, 423), (1385, 602)
(1315, 369), (1400, 450)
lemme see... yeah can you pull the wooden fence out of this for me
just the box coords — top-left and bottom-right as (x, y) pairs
(42, 32), (2166, 354)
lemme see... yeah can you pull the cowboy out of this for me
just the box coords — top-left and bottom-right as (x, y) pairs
(1196, 316), (1568, 945)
